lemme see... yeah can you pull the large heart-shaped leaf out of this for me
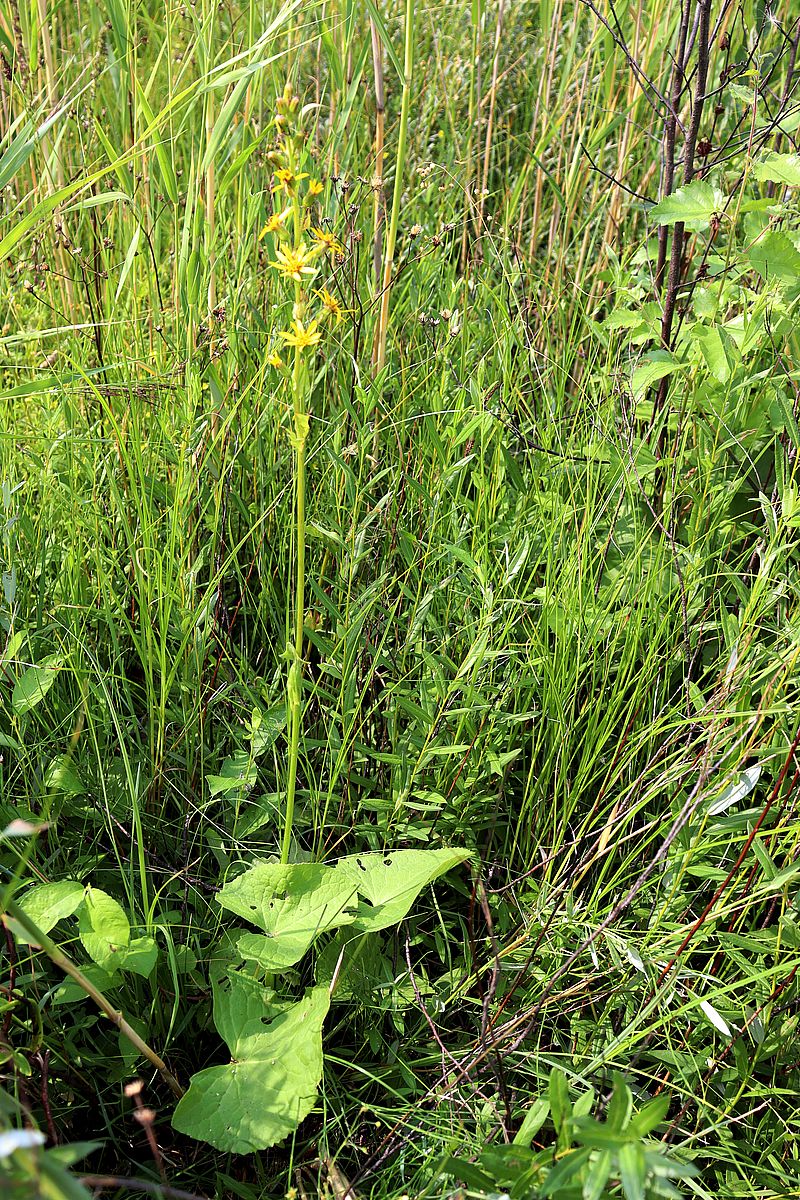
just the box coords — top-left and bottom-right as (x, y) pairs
(17, 881), (84, 943)
(172, 985), (330, 1153)
(77, 887), (130, 970)
(218, 862), (358, 971)
(336, 847), (472, 932)
(209, 951), (283, 1052)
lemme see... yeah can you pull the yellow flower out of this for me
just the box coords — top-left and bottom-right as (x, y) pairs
(279, 318), (322, 349)
(311, 227), (344, 256)
(267, 351), (284, 368)
(259, 207), (292, 239)
(307, 179), (323, 196)
(270, 243), (318, 284)
(273, 167), (309, 195)
(316, 287), (345, 323)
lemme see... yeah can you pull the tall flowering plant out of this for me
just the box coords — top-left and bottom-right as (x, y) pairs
(264, 83), (343, 864)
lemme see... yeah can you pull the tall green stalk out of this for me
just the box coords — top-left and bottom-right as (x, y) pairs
(281, 163), (309, 866)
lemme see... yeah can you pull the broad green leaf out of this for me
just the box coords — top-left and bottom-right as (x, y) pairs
(626, 1094), (670, 1138)
(43, 755), (84, 796)
(549, 1067), (571, 1139)
(210, 955), (281, 1054)
(172, 986), (330, 1153)
(336, 847), (472, 933)
(748, 231), (800, 285)
(605, 307), (646, 330)
(12, 657), (60, 714)
(697, 324), (735, 383)
(631, 350), (682, 399)
(754, 859), (800, 896)
(541, 1147), (592, 1196)
(219, 862), (358, 970)
(249, 704), (286, 758)
(206, 750), (257, 797)
(234, 792), (281, 838)
(78, 887), (130, 970)
(649, 180), (725, 231)
(117, 936), (158, 978)
(18, 881), (84, 943)
(753, 152), (800, 185)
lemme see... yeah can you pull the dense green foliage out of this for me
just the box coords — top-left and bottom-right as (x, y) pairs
(1, 1), (800, 1197)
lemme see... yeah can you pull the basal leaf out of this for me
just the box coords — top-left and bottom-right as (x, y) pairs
(336, 847), (472, 933)
(210, 952), (283, 1054)
(77, 887), (130, 970)
(218, 862), (358, 970)
(117, 935), (158, 978)
(172, 986), (330, 1153)
(649, 180), (725, 231)
(17, 881), (85, 943)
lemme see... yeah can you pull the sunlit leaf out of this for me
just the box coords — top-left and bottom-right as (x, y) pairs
(649, 180), (725, 230)
(172, 986), (330, 1153)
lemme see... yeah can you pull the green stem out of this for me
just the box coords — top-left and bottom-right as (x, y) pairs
(4, 898), (184, 1098)
(281, 185), (308, 866)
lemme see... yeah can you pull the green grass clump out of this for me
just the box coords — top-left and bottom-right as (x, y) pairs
(1, 1), (800, 1198)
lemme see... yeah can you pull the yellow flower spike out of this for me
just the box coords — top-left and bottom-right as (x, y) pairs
(269, 243), (318, 284)
(279, 318), (322, 350)
(315, 287), (346, 323)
